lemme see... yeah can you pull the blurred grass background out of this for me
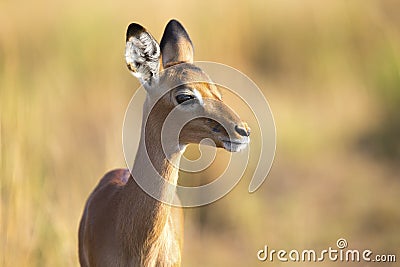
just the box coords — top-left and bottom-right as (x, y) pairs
(1, 0), (400, 266)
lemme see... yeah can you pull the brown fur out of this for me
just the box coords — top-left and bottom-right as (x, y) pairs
(78, 20), (249, 267)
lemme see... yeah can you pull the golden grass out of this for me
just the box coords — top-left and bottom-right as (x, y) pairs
(1, 0), (400, 266)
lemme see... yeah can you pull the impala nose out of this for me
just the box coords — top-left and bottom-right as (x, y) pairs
(235, 124), (251, 137)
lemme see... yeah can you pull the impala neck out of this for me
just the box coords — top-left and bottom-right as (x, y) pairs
(131, 122), (183, 200)
(120, 98), (183, 256)
(131, 97), (183, 198)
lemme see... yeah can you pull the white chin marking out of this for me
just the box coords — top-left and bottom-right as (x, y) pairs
(222, 141), (247, 152)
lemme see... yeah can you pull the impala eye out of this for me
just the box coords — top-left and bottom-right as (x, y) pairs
(175, 94), (195, 104)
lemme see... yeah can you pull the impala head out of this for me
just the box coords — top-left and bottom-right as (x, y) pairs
(125, 19), (250, 153)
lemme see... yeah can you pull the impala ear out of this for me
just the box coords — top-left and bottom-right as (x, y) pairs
(160, 19), (194, 68)
(125, 23), (161, 85)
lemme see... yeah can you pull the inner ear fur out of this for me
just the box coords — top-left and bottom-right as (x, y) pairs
(125, 23), (160, 84)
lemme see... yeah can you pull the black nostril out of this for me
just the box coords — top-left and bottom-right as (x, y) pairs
(235, 125), (250, 137)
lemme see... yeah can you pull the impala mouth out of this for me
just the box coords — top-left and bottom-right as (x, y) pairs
(220, 137), (250, 152)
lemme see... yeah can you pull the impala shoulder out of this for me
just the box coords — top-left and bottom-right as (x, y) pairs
(99, 168), (131, 187)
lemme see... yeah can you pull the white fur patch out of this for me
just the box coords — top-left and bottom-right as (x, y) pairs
(125, 32), (160, 83)
(192, 89), (204, 106)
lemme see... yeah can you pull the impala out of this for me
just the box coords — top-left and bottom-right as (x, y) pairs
(78, 19), (250, 267)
